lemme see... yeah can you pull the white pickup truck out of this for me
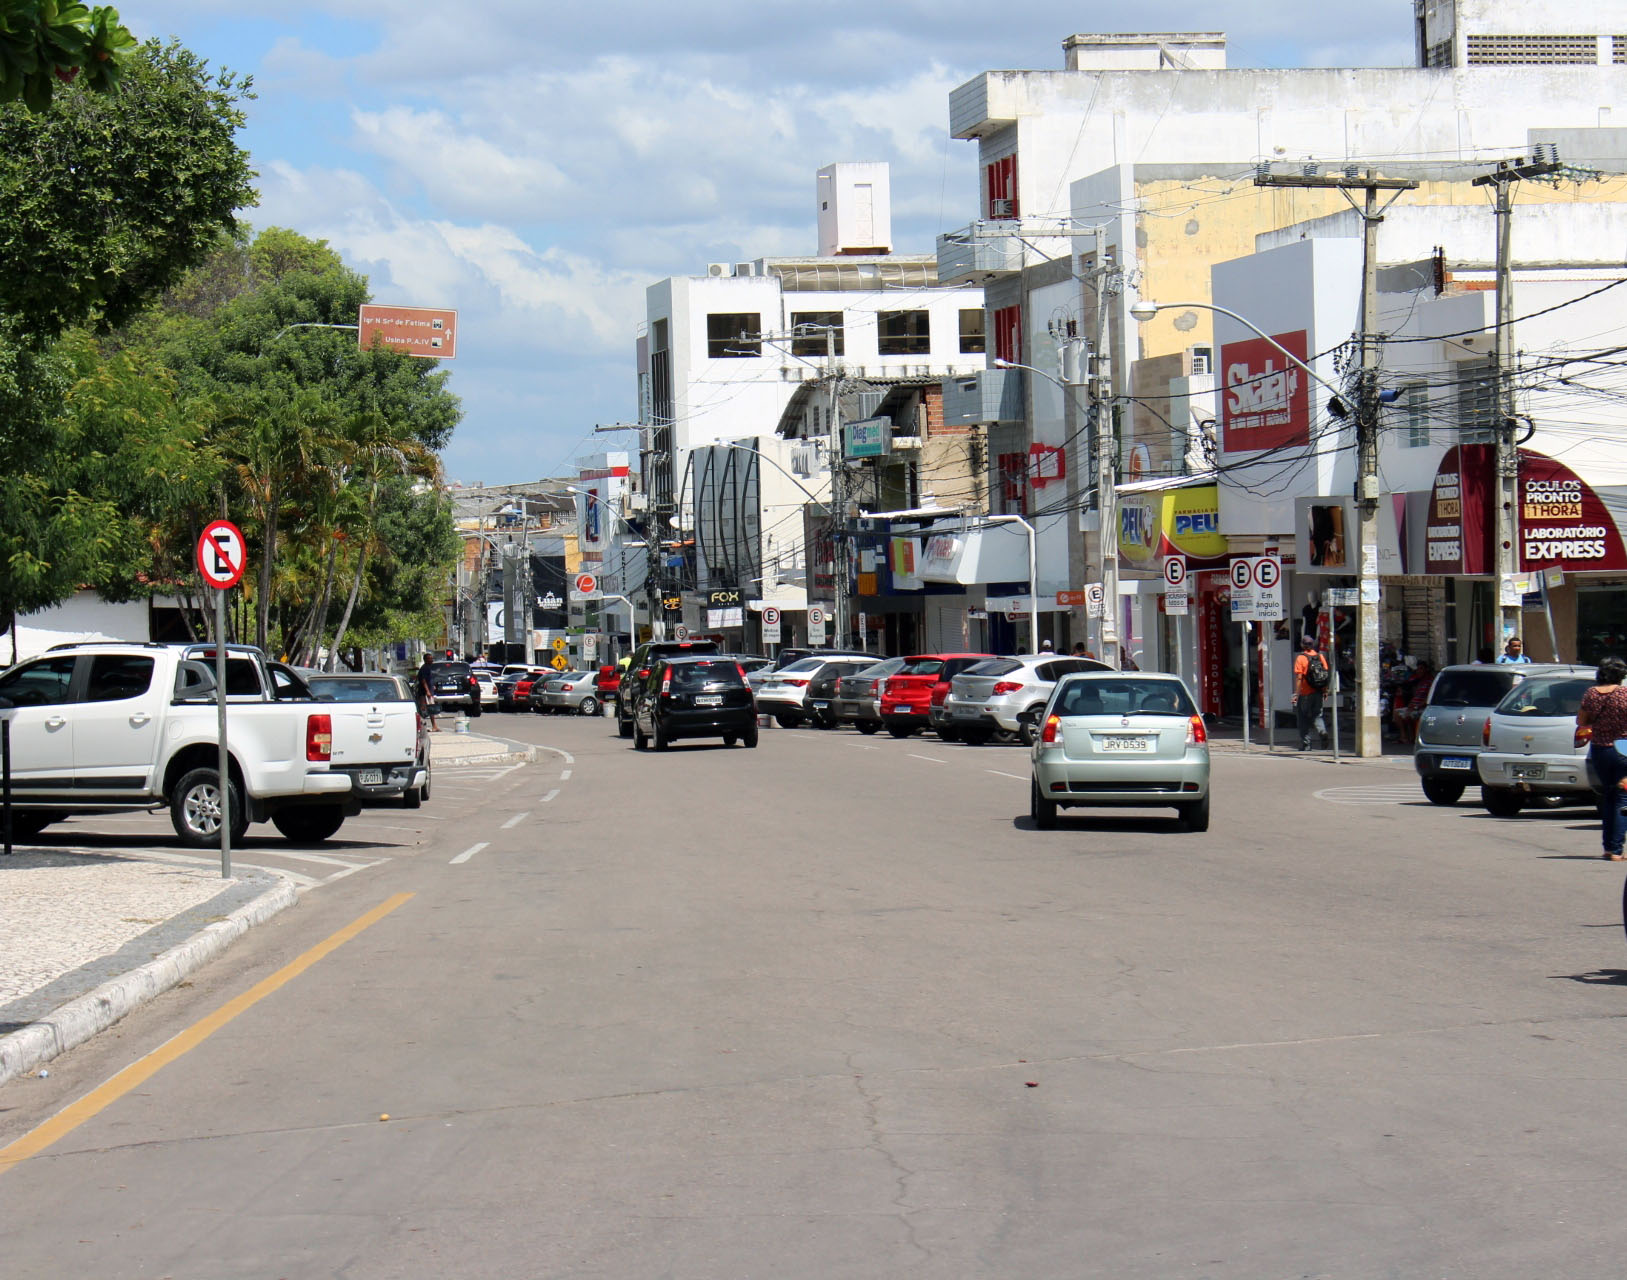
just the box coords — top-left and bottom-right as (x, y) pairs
(0, 642), (423, 847)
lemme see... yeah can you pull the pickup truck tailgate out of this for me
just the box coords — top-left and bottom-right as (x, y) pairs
(327, 701), (418, 766)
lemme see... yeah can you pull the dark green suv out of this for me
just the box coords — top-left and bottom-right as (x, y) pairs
(615, 639), (720, 737)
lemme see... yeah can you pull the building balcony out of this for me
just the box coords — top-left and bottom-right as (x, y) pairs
(941, 367), (1024, 427)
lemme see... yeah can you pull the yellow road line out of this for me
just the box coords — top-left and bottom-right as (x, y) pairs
(0, 891), (414, 1178)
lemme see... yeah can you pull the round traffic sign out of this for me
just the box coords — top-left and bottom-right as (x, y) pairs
(674, 624), (690, 641)
(1229, 558), (1253, 592)
(808, 606), (825, 626)
(574, 573), (597, 594)
(1162, 557), (1187, 589)
(762, 606), (780, 626)
(196, 519), (246, 590)
(1253, 556), (1281, 590)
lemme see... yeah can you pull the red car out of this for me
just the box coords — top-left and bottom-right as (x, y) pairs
(879, 653), (994, 739)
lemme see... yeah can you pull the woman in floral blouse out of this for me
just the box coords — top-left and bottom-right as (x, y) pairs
(1577, 656), (1627, 859)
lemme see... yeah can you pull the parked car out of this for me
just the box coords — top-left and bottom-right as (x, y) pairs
(1029, 671), (1210, 832)
(494, 668), (544, 711)
(879, 653), (993, 739)
(425, 659), (480, 713)
(510, 670), (548, 711)
(630, 655), (758, 750)
(305, 672), (431, 808)
(469, 663), (501, 703)
(832, 657), (905, 734)
(803, 656), (882, 728)
(754, 655), (832, 727)
(941, 653), (1113, 746)
(1412, 661), (1589, 804)
(616, 639), (721, 737)
(535, 669), (602, 715)
(1475, 672), (1599, 816)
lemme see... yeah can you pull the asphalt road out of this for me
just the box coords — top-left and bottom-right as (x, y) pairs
(3, 712), (1627, 1278)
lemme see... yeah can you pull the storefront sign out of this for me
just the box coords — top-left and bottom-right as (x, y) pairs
(844, 416), (891, 459)
(707, 588), (741, 606)
(920, 534), (961, 580)
(1218, 330), (1310, 453)
(1117, 484), (1229, 570)
(1423, 445), (1627, 575)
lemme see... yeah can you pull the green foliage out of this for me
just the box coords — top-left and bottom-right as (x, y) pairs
(0, 1), (136, 111)
(0, 37), (256, 343)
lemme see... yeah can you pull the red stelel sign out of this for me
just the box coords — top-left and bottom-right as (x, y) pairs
(196, 520), (246, 589)
(358, 304), (458, 359)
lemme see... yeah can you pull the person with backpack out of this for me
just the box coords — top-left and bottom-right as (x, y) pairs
(1293, 632), (1330, 751)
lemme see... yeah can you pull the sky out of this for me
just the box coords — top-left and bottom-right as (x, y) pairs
(128, 2), (1419, 486)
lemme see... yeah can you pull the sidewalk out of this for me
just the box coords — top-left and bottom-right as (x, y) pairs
(0, 729), (533, 1087)
(1203, 713), (1417, 761)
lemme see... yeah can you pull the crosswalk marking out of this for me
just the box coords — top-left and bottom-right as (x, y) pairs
(1314, 783), (1428, 806)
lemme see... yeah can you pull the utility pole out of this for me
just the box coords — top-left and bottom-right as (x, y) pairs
(1475, 148), (1563, 651)
(1256, 168), (1417, 757)
(826, 325), (847, 649)
(1082, 253), (1121, 668)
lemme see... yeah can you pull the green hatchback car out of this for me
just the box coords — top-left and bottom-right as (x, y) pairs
(1029, 671), (1210, 832)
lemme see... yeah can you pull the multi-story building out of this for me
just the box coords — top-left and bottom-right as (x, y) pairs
(935, 2), (1627, 680)
(636, 163), (987, 650)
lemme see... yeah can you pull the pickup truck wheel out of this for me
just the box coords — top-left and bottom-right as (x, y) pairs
(171, 767), (249, 848)
(272, 807), (345, 843)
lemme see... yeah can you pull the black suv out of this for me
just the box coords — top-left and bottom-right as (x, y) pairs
(616, 639), (720, 737)
(631, 655), (757, 750)
(424, 660), (480, 713)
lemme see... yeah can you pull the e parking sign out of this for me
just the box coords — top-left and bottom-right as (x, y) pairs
(197, 520), (246, 590)
(1162, 555), (1189, 616)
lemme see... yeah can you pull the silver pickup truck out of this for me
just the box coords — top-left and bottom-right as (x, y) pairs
(0, 642), (422, 847)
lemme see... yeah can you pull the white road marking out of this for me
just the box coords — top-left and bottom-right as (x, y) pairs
(908, 753), (945, 764)
(560, 769), (572, 780)
(541, 788), (560, 803)
(97, 848), (324, 889)
(987, 770), (1028, 781)
(450, 841), (489, 865)
(533, 745), (575, 765)
(1313, 783), (1429, 806)
(502, 812), (529, 829)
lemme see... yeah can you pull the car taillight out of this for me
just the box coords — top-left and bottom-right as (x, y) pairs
(1483, 717), (1492, 747)
(1577, 724), (1593, 748)
(786, 678), (809, 687)
(636, 667), (650, 679)
(867, 680), (879, 694)
(1040, 714), (1061, 744)
(1187, 714), (1207, 746)
(991, 681), (1022, 695)
(660, 667), (672, 698)
(306, 713), (332, 762)
(736, 664), (747, 681)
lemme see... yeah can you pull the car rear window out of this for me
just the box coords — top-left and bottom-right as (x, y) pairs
(1428, 669), (1517, 708)
(430, 662), (471, 680)
(1055, 678), (1195, 717)
(309, 678), (406, 702)
(899, 658), (945, 676)
(965, 658), (1021, 677)
(1495, 676), (1591, 717)
(669, 660), (745, 691)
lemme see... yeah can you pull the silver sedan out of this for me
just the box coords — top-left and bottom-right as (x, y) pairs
(1029, 671), (1210, 831)
(534, 670), (602, 715)
(1476, 673), (1597, 816)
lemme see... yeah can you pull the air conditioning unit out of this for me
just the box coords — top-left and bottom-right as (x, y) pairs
(734, 262), (755, 277)
(628, 493), (649, 511)
(706, 263), (730, 278)
(989, 198), (1014, 217)
(892, 436), (923, 450)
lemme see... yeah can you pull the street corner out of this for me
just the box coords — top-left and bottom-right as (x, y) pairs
(0, 860), (297, 1088)
(428, 728), (537, 767)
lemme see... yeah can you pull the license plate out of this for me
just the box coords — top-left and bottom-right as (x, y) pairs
(1100, 735), (1153, 752)
(359, 769), (383, 785)
(695, 694), (722, 707)
(1441, 757), (1472, 770)
(1511, 763), (1545, 780)
(953, 705), (979, 717)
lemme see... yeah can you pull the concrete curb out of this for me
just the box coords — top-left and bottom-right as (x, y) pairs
(430, 731), (537, 767)
(0, 875), (298, 1088)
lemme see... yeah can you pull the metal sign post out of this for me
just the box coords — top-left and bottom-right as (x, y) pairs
(198, 520), (246, 877)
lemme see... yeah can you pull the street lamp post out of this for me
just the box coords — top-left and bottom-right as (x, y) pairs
(1129, 298), (1378, 755)
(549, 480), (654, 656)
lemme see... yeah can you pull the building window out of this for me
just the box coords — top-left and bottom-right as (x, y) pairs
(1455, 359), (1498, 443)
(877, 310), (930, 356)
(791, 312), (844, 358)
(958, 309), (986, 354)
(707, 313), (760, 358)
(1466, 34), (1598, 64)
(1401, 381), (1431, 447)
(984, 155), (1018, 219)
(992, 305), (1021, 366)
(1190, 345), (1212, 376)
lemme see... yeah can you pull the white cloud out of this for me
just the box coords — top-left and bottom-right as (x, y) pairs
(351, 107), (572, 217)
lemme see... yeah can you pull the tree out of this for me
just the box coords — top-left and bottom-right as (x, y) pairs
(0, 2), (136, 111)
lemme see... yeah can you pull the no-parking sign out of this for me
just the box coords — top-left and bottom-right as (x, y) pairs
(196, 520), (246, 590)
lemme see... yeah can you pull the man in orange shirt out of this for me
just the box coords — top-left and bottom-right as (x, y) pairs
(1292, 632), (1329, 751)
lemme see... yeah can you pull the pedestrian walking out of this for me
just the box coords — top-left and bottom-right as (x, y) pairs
(1497, 636), (1532, 664)
(1576, 656), (1627, 859)
(415, 652), (440, 732)
(1292, 632), (1330, 751)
